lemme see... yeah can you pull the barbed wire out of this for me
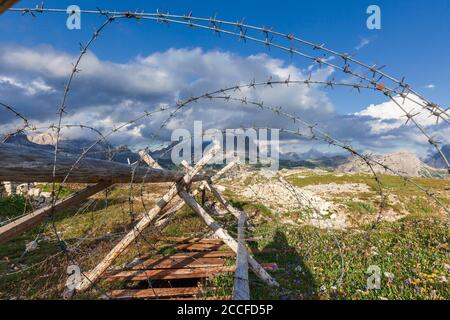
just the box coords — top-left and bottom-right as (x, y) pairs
(1, 5), (449, 300)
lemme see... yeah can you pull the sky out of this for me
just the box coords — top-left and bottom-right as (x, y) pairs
(0, 0), (449, 157)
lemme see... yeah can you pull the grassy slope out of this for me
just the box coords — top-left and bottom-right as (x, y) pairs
(0, 173), (448, 300)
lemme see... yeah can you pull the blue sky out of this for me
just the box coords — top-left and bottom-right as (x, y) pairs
(0, 0), (449, 155)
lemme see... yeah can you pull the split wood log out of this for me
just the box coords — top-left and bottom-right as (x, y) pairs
(0, 143), (205, 183)
(138, 150), (163, 170)
(0, 181), (113, 244)
(233, 211), (250, 300)
(76, 143), (220, 292)
(177, 190), (279, 288)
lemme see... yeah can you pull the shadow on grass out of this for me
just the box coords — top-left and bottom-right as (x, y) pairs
(252, 229), (318, 300)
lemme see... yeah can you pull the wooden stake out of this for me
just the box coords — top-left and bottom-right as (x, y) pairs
(233, 211), (250, 300)
(138, 150), (163, 170)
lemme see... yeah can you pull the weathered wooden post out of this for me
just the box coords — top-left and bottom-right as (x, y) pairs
(0, 181), (113, 244)
(233, 211), (250, 300)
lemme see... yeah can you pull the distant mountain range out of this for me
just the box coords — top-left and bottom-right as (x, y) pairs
(4, 134), (448, 177)
(425, 144), (450, 169)
(5, 133), (139, 164)
(339, 152), (446, 178)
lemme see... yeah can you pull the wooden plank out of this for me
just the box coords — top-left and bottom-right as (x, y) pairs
(151, 251), (235, 259)
(132, 257), (226, 270)
(166, 243), (225, 252)
(233, 211), (250, 300)
(106, 263), (276, 281)
(0, 181), (113, 244)
(163, 296), (231, 300)
(110, 287), (202, 299)
(206, 182), (241, 219)
(104, 266), (236, 281)
(0, 143), (206, 183)
(76, 143), (220, 292)
(158, 236), (223, 244)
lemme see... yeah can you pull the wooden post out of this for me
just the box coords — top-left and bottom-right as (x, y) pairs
(177, 190), (279, 288)
(205, 182), (241, 219)
(76, 143), (220, 292)
(0, 143), (206, 183)
(233, 211), (250, 300)
(0, 181), (113, 244)
(138, 150), (163, 170)
(181, 161), (241, 219)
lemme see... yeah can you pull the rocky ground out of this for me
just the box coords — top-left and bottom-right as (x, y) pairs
(219, 165), (449, 230)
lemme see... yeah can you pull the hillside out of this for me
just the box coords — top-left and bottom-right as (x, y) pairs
(338, 152), (445, 178)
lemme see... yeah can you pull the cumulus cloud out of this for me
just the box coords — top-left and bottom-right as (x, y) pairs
(0, 45), (336, 145)
(351, 94), (449, 156)
(0, 44), (444, 157)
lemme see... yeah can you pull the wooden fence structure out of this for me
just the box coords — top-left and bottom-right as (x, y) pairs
(0, 141), (279, 299)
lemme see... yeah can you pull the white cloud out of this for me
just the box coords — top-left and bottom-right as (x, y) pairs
(0, 75), (54, 96)
(1, 44), (445, 158)
(354, 94), (440, 132)
(0, 45), (335, 147)
(425, 84), (436, 89)
(351, 94), (449, 156)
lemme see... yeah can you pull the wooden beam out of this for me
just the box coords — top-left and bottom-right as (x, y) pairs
(0, 181), (113, 244)
(105, 264), (275, 281)
(177, 190), (279, 288)
(158, 236), (223, 244)
(0, 143), (206, 183)
(104, 266), (235, 281)
(109, 287), (204, 299)
(162, 243), (224, 251)
(165, 296), (231, 300)
(138, 150), (163, 170)
(76, 143), (220, 292)
(131, 257), (226, 270)
(233, 211), (250, 300)
(151, 251), (235, 259)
